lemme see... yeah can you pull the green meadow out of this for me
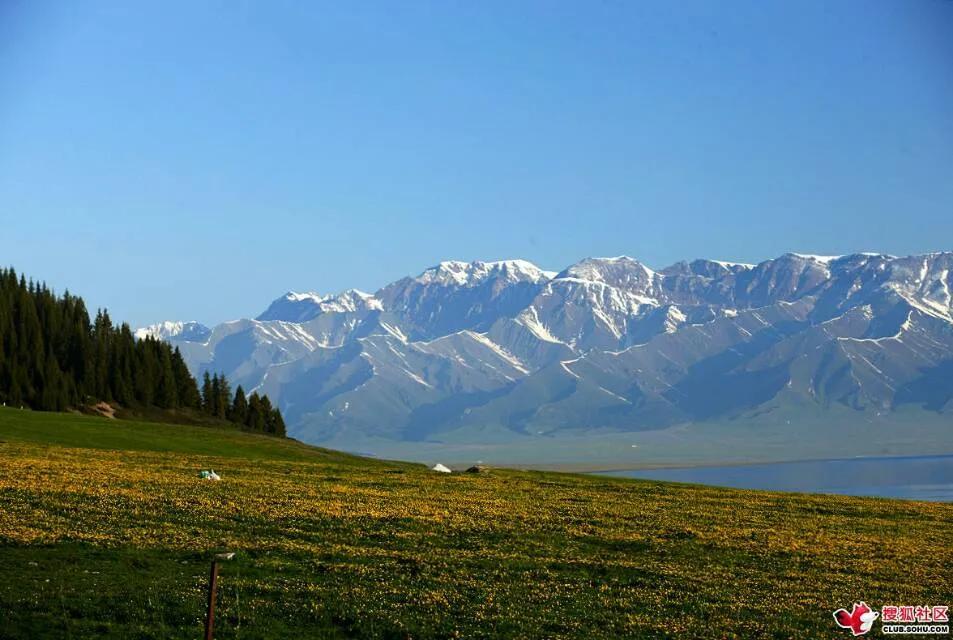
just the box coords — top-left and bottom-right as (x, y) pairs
(1, 407), (950, 639)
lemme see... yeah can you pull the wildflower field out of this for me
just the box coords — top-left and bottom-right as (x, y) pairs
(0, 408), (950, 639)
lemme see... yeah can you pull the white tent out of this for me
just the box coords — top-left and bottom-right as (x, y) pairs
(431, 463), (452, 473)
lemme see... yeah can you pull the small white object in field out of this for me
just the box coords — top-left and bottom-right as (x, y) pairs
(431, 463), (452, 473)
(198, 469), (222, 481)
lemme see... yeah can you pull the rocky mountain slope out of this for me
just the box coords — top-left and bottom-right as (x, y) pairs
(141, 253), (953, 453)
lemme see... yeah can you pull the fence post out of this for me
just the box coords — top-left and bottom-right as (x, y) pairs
(204, 559), (219, 640)
(204, 552), (235, 640)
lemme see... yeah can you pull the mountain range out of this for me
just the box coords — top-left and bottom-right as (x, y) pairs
(137, 252), (953, 464)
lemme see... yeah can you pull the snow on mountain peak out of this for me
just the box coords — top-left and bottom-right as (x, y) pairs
(557, 256), (658, 293)
(284, 291), (328, 303)
(134, 320), (210, 342)
(140, 250), (953, 455)
(663, 305), (687, 332)
(709, 260), (755, 270)
(320, 289), (383, 313)
(416, 259), (554, 287)
(258, 288), (382, 322)
(789, 253), (843, 264)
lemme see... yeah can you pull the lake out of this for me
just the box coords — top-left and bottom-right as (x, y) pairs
(602, 455), (953, 501)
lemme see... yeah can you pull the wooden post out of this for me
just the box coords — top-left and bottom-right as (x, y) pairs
(204, 559), (219, 640)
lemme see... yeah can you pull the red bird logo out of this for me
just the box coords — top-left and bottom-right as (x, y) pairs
(833, 602), (879, 636)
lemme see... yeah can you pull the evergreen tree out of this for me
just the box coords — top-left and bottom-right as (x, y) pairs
(246, 392), (265, 432)
(216, 375), (231, 420)
(260, 395), (275, 434)
(172, 348), (200, 409)
(91, 309), (112, 401)
(211, 374), (222, 417)
(0, 266), (288, 437)
(201, 372), (213, 414)
(271, 408), (286, 437)
(40, 352), (67, 411)
(133, 337), (155, 407)
(230, 385), (248, 424)
(156, 347), (177, 409)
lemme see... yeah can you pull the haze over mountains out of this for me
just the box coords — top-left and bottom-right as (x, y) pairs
(138, 252), (953, 463)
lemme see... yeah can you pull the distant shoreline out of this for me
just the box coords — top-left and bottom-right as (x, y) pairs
(487, 452), (953, 475)
(589, 452), (953, 475)
(587, 453), (953, 503)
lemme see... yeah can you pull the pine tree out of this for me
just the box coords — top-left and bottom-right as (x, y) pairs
(246, 392), (265, 432)
(212, 374), (223, 417)
(230, 385), (248, 424)
(0, 266), (288, 437)
(216, 374), (231, 420)
(270, 407), (286, 437)
(91, 309), (112, 401)
(133, 338), (155, 407)
(40, 352), (66, 411)
(157, 347), (177, 409)
(108, 332), (133, 407)
(201, 372), (213, 414)
(260, 395), (275, 434)
(172, 348), (200, 409)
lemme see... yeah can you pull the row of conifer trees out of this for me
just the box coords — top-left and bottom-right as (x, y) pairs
(200, 372), (285, 436)
(0, 267), (285, 436)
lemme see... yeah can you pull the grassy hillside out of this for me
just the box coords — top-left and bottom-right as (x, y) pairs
(0, 408), (950, 639)
(0, 408), (344, 463)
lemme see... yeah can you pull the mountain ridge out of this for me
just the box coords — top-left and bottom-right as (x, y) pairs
(139, 252), (953, 458)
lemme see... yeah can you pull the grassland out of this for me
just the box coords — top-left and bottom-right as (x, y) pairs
(0, 408), (950, 639)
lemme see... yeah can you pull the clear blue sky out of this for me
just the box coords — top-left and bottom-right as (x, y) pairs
(1, 1), (951, 327)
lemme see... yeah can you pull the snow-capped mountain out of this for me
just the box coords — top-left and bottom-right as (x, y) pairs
(142, 252), (953, 457)
(256, 289), (382, 323)
(376, 260), (556, 339)
(134, 320), (211, 343)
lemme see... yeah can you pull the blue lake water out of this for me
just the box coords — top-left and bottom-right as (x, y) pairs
(602, 455), (953, 501)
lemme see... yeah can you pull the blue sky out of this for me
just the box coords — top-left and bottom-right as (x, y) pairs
(1, 1), (951, 327)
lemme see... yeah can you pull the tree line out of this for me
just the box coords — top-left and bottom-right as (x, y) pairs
(200, 372), (285, 436)
(0, 267), (286, 436)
